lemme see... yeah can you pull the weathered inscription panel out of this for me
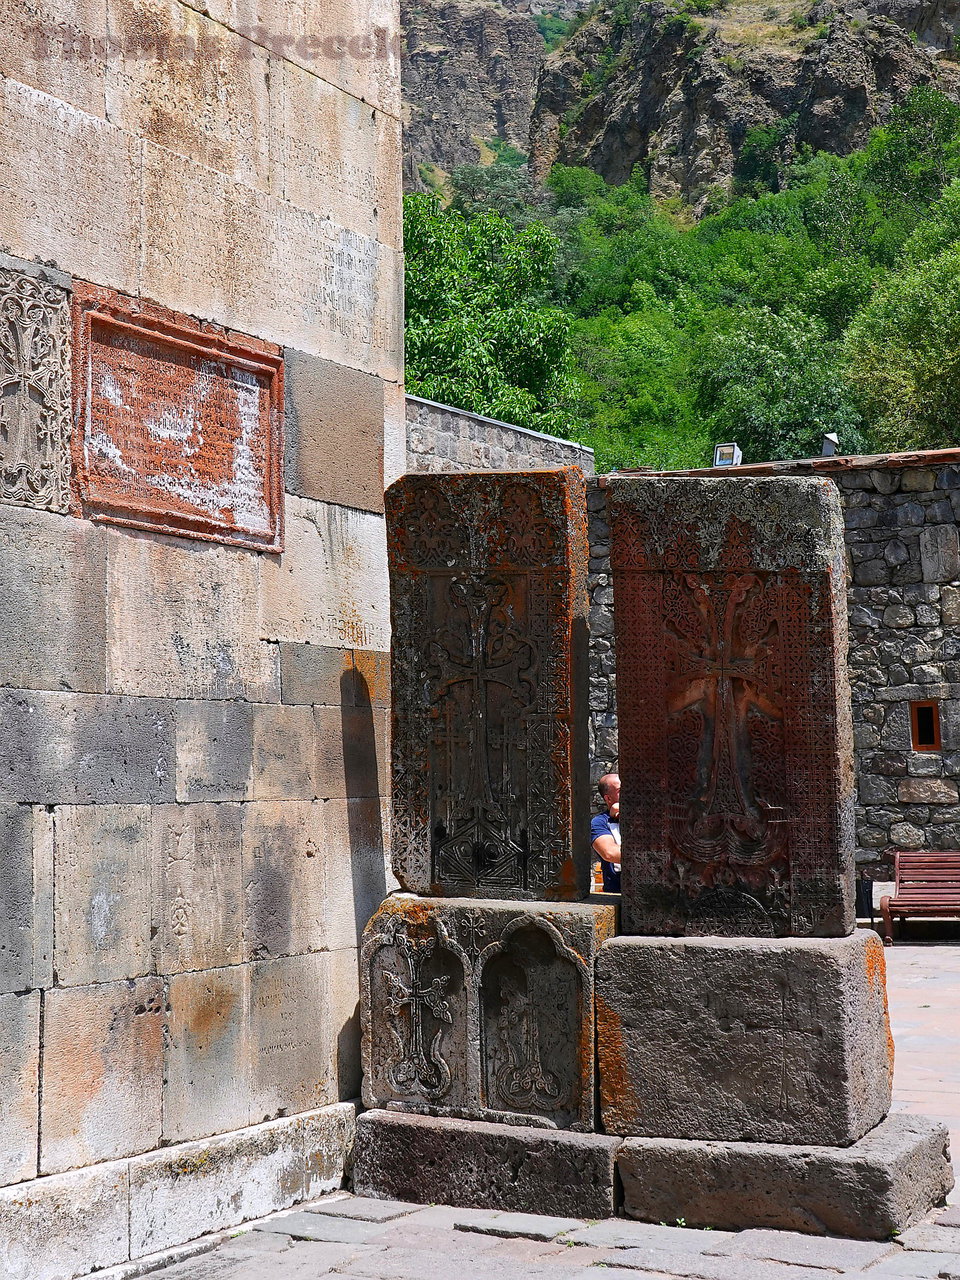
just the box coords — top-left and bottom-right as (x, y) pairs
(609, 476), (856, 937)
(72, 283), (283, 550)
(0, 258), (71, 512)
(386, 468), (589, 900)
(361, 896), (616, 1130)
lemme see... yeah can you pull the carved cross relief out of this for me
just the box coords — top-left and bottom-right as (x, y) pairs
(0, 267), (71, 511)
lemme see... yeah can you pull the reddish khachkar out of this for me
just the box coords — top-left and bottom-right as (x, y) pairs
(386, 468), (590, 900)
(608, 475), (856, 937)
(72, 283), (284, 551)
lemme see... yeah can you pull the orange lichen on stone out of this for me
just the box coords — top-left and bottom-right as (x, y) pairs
(864, 932), (896, 1076)
(595, 992), (638, 1128)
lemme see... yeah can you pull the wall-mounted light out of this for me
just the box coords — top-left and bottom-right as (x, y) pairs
(713, 442), (742, 467)
(821, 432), (839, 457)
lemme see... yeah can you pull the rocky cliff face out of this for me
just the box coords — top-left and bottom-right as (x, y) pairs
(402, 0), (549, 188)
(529, 0), (960, 207)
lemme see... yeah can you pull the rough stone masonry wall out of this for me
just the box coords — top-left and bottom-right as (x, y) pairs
(595, 452), (960, 876)
(0, 4), (402, 1275)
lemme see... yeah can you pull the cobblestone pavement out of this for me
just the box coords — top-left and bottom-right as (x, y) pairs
(136, 940), (960, 1280)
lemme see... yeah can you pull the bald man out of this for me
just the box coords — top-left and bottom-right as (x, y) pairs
(591, 772), (621, 893)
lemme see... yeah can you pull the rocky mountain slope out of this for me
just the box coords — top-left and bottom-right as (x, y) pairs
(402, 0), (552, 188)
(529, 0), (960, 207)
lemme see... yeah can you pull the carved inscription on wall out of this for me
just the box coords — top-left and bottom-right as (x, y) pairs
(609, 476), (856, 938)
(72, 283), (284, 550)
(386, 468), (589, 900)
(0, 262), (71, 511)
(360, 897), (615, 1130)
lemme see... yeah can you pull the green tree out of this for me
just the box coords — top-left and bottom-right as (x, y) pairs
(404, 194), (574, 433)
(862, 86), (960, 216)
(843, 244), (960, 451)
(695, 307), (864, 461)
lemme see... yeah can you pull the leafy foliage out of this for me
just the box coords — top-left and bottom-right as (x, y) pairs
(404, 194), (574, 434)
(404, 88), (960, 470)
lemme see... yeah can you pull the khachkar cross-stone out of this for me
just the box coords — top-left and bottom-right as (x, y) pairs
(0, 262), (71, 511)
(386, 467), (590, 900)
(608, 474), (856, 937)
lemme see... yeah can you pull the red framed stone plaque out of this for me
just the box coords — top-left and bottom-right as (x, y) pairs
(72, 283), (284, 551)
(608, 475), (856, 938)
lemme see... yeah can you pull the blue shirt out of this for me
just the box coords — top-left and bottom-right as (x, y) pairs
(591, 811), (621, 893)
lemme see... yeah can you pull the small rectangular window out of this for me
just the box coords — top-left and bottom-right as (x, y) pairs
(910, 700), (941, 751)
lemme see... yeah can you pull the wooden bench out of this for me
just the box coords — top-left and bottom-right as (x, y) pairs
(879, 851), (960, 945)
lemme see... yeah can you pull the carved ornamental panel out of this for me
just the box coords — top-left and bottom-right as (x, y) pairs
(0, 261), (71, 511)
(608, 476), (856, 938)
(360, 896), (616, 1130)
(72, 283), (284, 551)
(386, 468), (589, 900)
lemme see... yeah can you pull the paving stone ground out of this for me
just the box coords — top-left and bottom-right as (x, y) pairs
(127, 939), (960, 1280)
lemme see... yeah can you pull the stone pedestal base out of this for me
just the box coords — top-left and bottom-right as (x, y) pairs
(597, 931), (892, 1145)
(618, 1114), (953, 1240)
(354, 1109), (620, 1219)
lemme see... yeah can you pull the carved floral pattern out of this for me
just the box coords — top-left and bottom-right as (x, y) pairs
(0, 267), (71, 511)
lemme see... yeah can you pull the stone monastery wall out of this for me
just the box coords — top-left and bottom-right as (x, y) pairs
(0, 3), (402, 1273)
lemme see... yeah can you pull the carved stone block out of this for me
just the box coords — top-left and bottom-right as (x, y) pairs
(354, 1109), (621, 1219)
(151, 803), (244, 975)
(387, 468), (590, 900)
(71, 282), (284, 551)
(608, 475), (855, 937)
(361, 896), (616, 1130)
(0, 257), (71, 512)
(596, 932), (892, 1146)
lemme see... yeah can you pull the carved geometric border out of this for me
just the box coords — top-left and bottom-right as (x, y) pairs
(71, 282), (284, 551)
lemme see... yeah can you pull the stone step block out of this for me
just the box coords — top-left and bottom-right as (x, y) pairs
(130, 1101), (356, 1258)
(596, 931), (892, 1145)
(616, 1113), (952, 1239)
(353, 1109), (621, 1220)
(361, 896), (616, 1130)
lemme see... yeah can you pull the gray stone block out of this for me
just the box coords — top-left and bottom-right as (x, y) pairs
(52, 804), (152, 985)
(617, 1113), (952, 1239)
(151, 803), (244, 974)
(257, 1210), (381, 1242)
(596, 932), (892, 1145)
(249, 954), (340, 1124)
(0, 690), (176, 804)
(354, 1109), (621, 1219)
(0, 990), (39, 1186)
(252, 704), (319, 800)
(284, 349), (385, 514)
(0, 507), (106, 694)
(281, 642), (353, 705)
(921, 523), (960, 583)
(307, 1195), (418, 1222)
(362, 897), (616, 1130)
(0, 804), (49, 993)
(174, 699), (254, 802)
(163, 965), (249, 1144)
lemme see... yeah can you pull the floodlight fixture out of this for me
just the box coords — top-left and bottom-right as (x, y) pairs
(713, 442), (742, 467)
